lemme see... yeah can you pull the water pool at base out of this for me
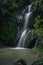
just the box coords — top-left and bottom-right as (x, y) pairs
(0, 48), (40, 65)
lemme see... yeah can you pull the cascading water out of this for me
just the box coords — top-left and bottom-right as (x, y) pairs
(24, 12), (32, 29)
(17, 4), (33, 48)
(18, 29), (27, 47)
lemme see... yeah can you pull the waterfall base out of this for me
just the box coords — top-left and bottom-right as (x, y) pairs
(10, 47), (26, 49)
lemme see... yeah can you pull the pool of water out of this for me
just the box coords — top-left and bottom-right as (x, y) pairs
(0, 47), (40, 65)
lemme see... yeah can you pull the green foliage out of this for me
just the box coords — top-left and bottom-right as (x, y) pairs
(33, 16), (43, 34)
(38, 39), (43, 52)
(0, 0), (18, 44)
(32, 0), (43, 12)
(33, 16), (43, 52)
(0, 22), (15, 40)
(32, 1), (43, 60)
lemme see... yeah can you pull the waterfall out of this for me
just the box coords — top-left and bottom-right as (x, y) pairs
(24, 12), (32, 29)
(17, 4), (33, 47)
(18, 29), (27, 47)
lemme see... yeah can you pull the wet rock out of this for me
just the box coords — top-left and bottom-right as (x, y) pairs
(13, 59), (27, 65)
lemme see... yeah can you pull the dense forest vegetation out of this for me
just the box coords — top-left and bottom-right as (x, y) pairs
(0, 0), (43, 51)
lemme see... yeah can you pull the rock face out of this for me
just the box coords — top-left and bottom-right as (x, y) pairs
(0, 41), (4, 48)
(24, 32), (40, 49)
